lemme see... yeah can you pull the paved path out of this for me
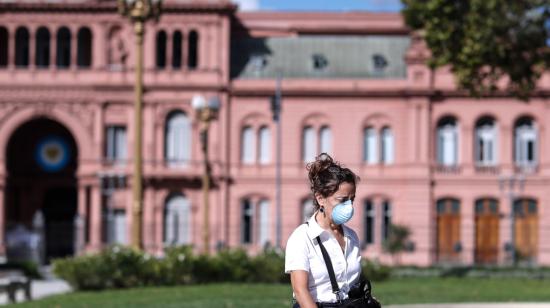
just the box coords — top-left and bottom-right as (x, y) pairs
(0, 278), (71, 305)
(387, 304), (550, 308)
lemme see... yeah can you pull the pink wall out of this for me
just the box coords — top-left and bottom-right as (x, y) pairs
(0, 1), (549, 266)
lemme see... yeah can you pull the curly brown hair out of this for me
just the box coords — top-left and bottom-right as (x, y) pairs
(306, 153), (359, 210)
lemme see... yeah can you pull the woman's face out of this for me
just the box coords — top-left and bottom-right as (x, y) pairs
(317, 182), (356, 221)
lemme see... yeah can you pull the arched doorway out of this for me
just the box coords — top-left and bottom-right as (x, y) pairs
(5, 118), (78, 263)
(436, 198), (461, 263)
(514, 198), (538, 262)
(474, 198), (500, 264)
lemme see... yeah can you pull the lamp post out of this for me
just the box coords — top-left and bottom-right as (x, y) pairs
(118, 0), (161, 250)
(192, 94), (220, 254)
(499, 173), (525, 266)
(270, 73), (282, 248)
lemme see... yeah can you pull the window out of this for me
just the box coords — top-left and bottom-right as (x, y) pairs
(381, 127), (394, 164)
(258, 126), (271, 164)
(188, 30), (198, 69)
(319, 126), (332, 155)
(165, 111), (191, 167)
(475, 117), (497, 166)
(302, 199), (315, 222)
(382, 201), (392, 242)
(258, 199), (270, 246)
(302, 126), (316, 162)
(437, 117), (458, 166)
(0, 27), (7, 67)
(77, 27), (92, 68)
(56, 27), (71, 68)
(514, 117), (537, 167)
(364, 200), (375, 244)
(36, 27), (50, 68)
(112, 209), (127, 245)
(242, 199), (253, 244)
(172, 31), (182, 69)
(241, 126), (255, 164)
(164, 194), (191, 245)
(312, 53), (328, 71)
(15, 27), (29, 67)
(364, 127), (378, 164)
(156, 30), (167, 69)
(372, 54), (388, 73)
(105, 126), (127, 163)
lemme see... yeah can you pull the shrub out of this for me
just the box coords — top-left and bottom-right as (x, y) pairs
(249, 248), (288, 283)
(362, 260), (392, 282)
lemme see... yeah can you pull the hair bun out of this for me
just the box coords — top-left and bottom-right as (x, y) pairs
(307, 153), (335, 184)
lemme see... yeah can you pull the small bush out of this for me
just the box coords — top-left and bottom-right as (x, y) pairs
(362, 260), (392, 282)
(0, 261), (42, 279)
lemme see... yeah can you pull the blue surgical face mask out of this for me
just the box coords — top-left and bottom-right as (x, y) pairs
(331, 200), (354, 225)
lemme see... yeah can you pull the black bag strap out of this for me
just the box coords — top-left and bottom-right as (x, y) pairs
(304, 221), (342, 301)
(315, 236), (341, 301)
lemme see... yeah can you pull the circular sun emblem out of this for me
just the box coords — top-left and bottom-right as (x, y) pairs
(35, 136), (70, 172)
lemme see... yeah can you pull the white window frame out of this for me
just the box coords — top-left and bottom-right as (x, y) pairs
(515, 120), (537, 167)
(381, 127), (394, 165)
(364, 127), (378, 164)
(241, 126), (255, 164)
(105, 126), (127, 164)
(164, 194), (191, 246)
(165, 111), (191, 168)
(302, 126), (316, 162)
(258, 126), (271, 164)
(437, 120), (458, 166)
(475, 120), (497, 166)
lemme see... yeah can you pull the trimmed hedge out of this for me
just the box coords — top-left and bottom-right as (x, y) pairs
(52, 245), (289, 291)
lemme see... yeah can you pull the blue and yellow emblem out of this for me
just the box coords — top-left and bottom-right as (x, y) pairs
(35, 136), (70, 172)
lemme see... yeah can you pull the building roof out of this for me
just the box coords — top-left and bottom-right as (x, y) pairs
(231, 35), (410, 79)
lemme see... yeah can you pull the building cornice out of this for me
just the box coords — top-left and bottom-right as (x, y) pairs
(0, 0), (237, 14)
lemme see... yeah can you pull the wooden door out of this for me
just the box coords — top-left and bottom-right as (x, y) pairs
(514, 199), (538, 261)
(436, 199), (461, 262)
(475, 199), (499, 264)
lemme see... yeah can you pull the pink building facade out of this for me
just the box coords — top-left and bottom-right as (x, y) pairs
(0, 0), (549, 266)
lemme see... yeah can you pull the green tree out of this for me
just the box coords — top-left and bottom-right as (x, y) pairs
(383, 224), (411, 265)
(401, 0), (550, 100)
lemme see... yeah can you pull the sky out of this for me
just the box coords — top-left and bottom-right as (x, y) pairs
(231, 0), (403, 12)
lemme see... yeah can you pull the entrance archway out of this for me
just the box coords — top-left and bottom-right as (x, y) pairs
(474, 198), (500, 264)
(5, 117), (78, 262)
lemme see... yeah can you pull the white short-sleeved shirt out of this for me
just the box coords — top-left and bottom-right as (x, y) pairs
(285, 213), (362, 303)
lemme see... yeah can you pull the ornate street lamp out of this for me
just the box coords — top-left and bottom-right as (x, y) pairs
(192, 94), (220, 254)
(118, 0), (162, 249)
(499, 173), (525, 266)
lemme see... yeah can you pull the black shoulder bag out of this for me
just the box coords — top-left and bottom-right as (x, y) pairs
(315, 236), (381, 308)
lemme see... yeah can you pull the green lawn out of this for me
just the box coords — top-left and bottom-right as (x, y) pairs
(9, 278), (550, 307)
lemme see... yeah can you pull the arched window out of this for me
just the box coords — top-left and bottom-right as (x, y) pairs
(156, 30), (167, 69)
(56, 27), (71, 68)
(187, 30), (198, 69)
(241, 126), (255, 164)
(172, 31), (182, 69)
(36, 27), (50, 68)
(514, 117), (537, 167)
(258, 126), (271, 164)
(382, 200), (392, 242)
(302, 199), (315, 222)
(15, 27), (30, 67)
(77, 27), (92, 68)
(363, 127), (378, 164)
(164, 194), (191, 245)
(363, 199), (375, 245)
(381, 127), (394, 164)
(437, 117), (459, 166)
(475, 117), (497, 166)
(258, 199), (270, 246)
(165, 111), (191, 167)
(319, 126), (332, 155)
(241, 199), (253, 244)
(302, 126), (316, 162)
(0, 27), (7, 67)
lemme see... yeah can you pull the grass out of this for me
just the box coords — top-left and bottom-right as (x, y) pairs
(8, 278), (550, 307)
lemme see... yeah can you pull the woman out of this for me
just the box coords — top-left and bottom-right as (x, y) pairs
(285, 153), (362, 308)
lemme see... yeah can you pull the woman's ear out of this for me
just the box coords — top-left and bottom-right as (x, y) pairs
(314, 193), (324, 206)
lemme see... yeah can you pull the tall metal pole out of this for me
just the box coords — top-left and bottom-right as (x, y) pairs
(118, 0), (161, 250)
(201, 113), (211, 254)
(131, 20), (144, 250)
(273, 73), (282, 248)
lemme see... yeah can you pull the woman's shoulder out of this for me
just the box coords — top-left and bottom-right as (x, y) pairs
(286, 223), (309, 245)
(343, 225), (360, 242)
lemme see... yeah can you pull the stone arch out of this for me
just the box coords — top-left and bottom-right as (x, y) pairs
(0, 106), (94, 170)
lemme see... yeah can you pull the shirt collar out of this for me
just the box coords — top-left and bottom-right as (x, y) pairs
(306, 212), (352, 240)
